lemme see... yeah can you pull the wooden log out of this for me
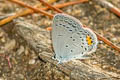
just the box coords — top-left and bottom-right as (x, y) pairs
(1, 18), (116, 80)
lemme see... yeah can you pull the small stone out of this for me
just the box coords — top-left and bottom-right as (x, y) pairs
(25, 47), (29, 56)
(29, 59), (35, 64)
(72, 9), (81, 15)
(89, 1), (93, 5)
(99, 41), (103, 44)
(92, 61), (98, 65)
(4, 39), (16, 51)
(17, 74), (24, 79)
(1, 37), (5, 43)
(90, 22), (93, 26)
(0, 77), (4, 80)
(111, 38), (117, 42)
(65, 76), (70, 80)
(66, 9), (72, 14)
(0, 32), (4, 38)
(102, 65), (109, 69)
(17, 46), (24, 55)
(111, 27), (116, 32)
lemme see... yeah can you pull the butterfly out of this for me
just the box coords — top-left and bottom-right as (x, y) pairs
(52, 13), (98, 63)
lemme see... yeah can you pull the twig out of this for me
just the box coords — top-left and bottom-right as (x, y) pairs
(95, 32), (120, 53)
(0, 0), (88, 26)
(39, 0), (63, 13)
(8, 0), (53, 18)
(0, 54), (12, 68)
(93, 0), (120, 17)
(5, 56), (12, 68)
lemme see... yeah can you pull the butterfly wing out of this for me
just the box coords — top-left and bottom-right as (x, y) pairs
(52, 13), (98, 63)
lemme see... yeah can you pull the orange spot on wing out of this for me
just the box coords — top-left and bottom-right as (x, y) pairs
(86, 35), (92, 45)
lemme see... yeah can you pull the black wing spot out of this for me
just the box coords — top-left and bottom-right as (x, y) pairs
(56, 24), (58, 26)
(81, 52), (83, 54)
(73, 39), (75, 41)
(73, 22), (77, 26)
(85, 48), (87, 50)
(59, 23), (62, 25)
(70, 37), (72, 38)
(82, 43), (84, 44)
(81, 46), (83, 48)
(79, 31), (82, 32)
(82, 33), (86, 35)
(74, 24), (77, 26)
(70, 21), (73, 24)
(82, 39), (84, 41)
(64, 18), (68, 22)
(69, 30), (72, 31)
(55, 16), (58, 19)
(60, 56), (62, 58)
(80, 37), (82, 38)
(58, 35), (63, 36)
(63, 24), (66, 27)
(66, 27), (69, 28)
(77, 33), (80, 35)
(72, 25), (76, 28)
(53, 54), (56, 58)
(66, 45), (68, 47)
(70, 50), (73, 52)
(91, 41), (93, 43)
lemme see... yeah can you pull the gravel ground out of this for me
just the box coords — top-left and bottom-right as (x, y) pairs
(0, 0), (120, 80)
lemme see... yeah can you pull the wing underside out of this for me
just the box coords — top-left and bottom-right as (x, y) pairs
(52, 13), (98, 63)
